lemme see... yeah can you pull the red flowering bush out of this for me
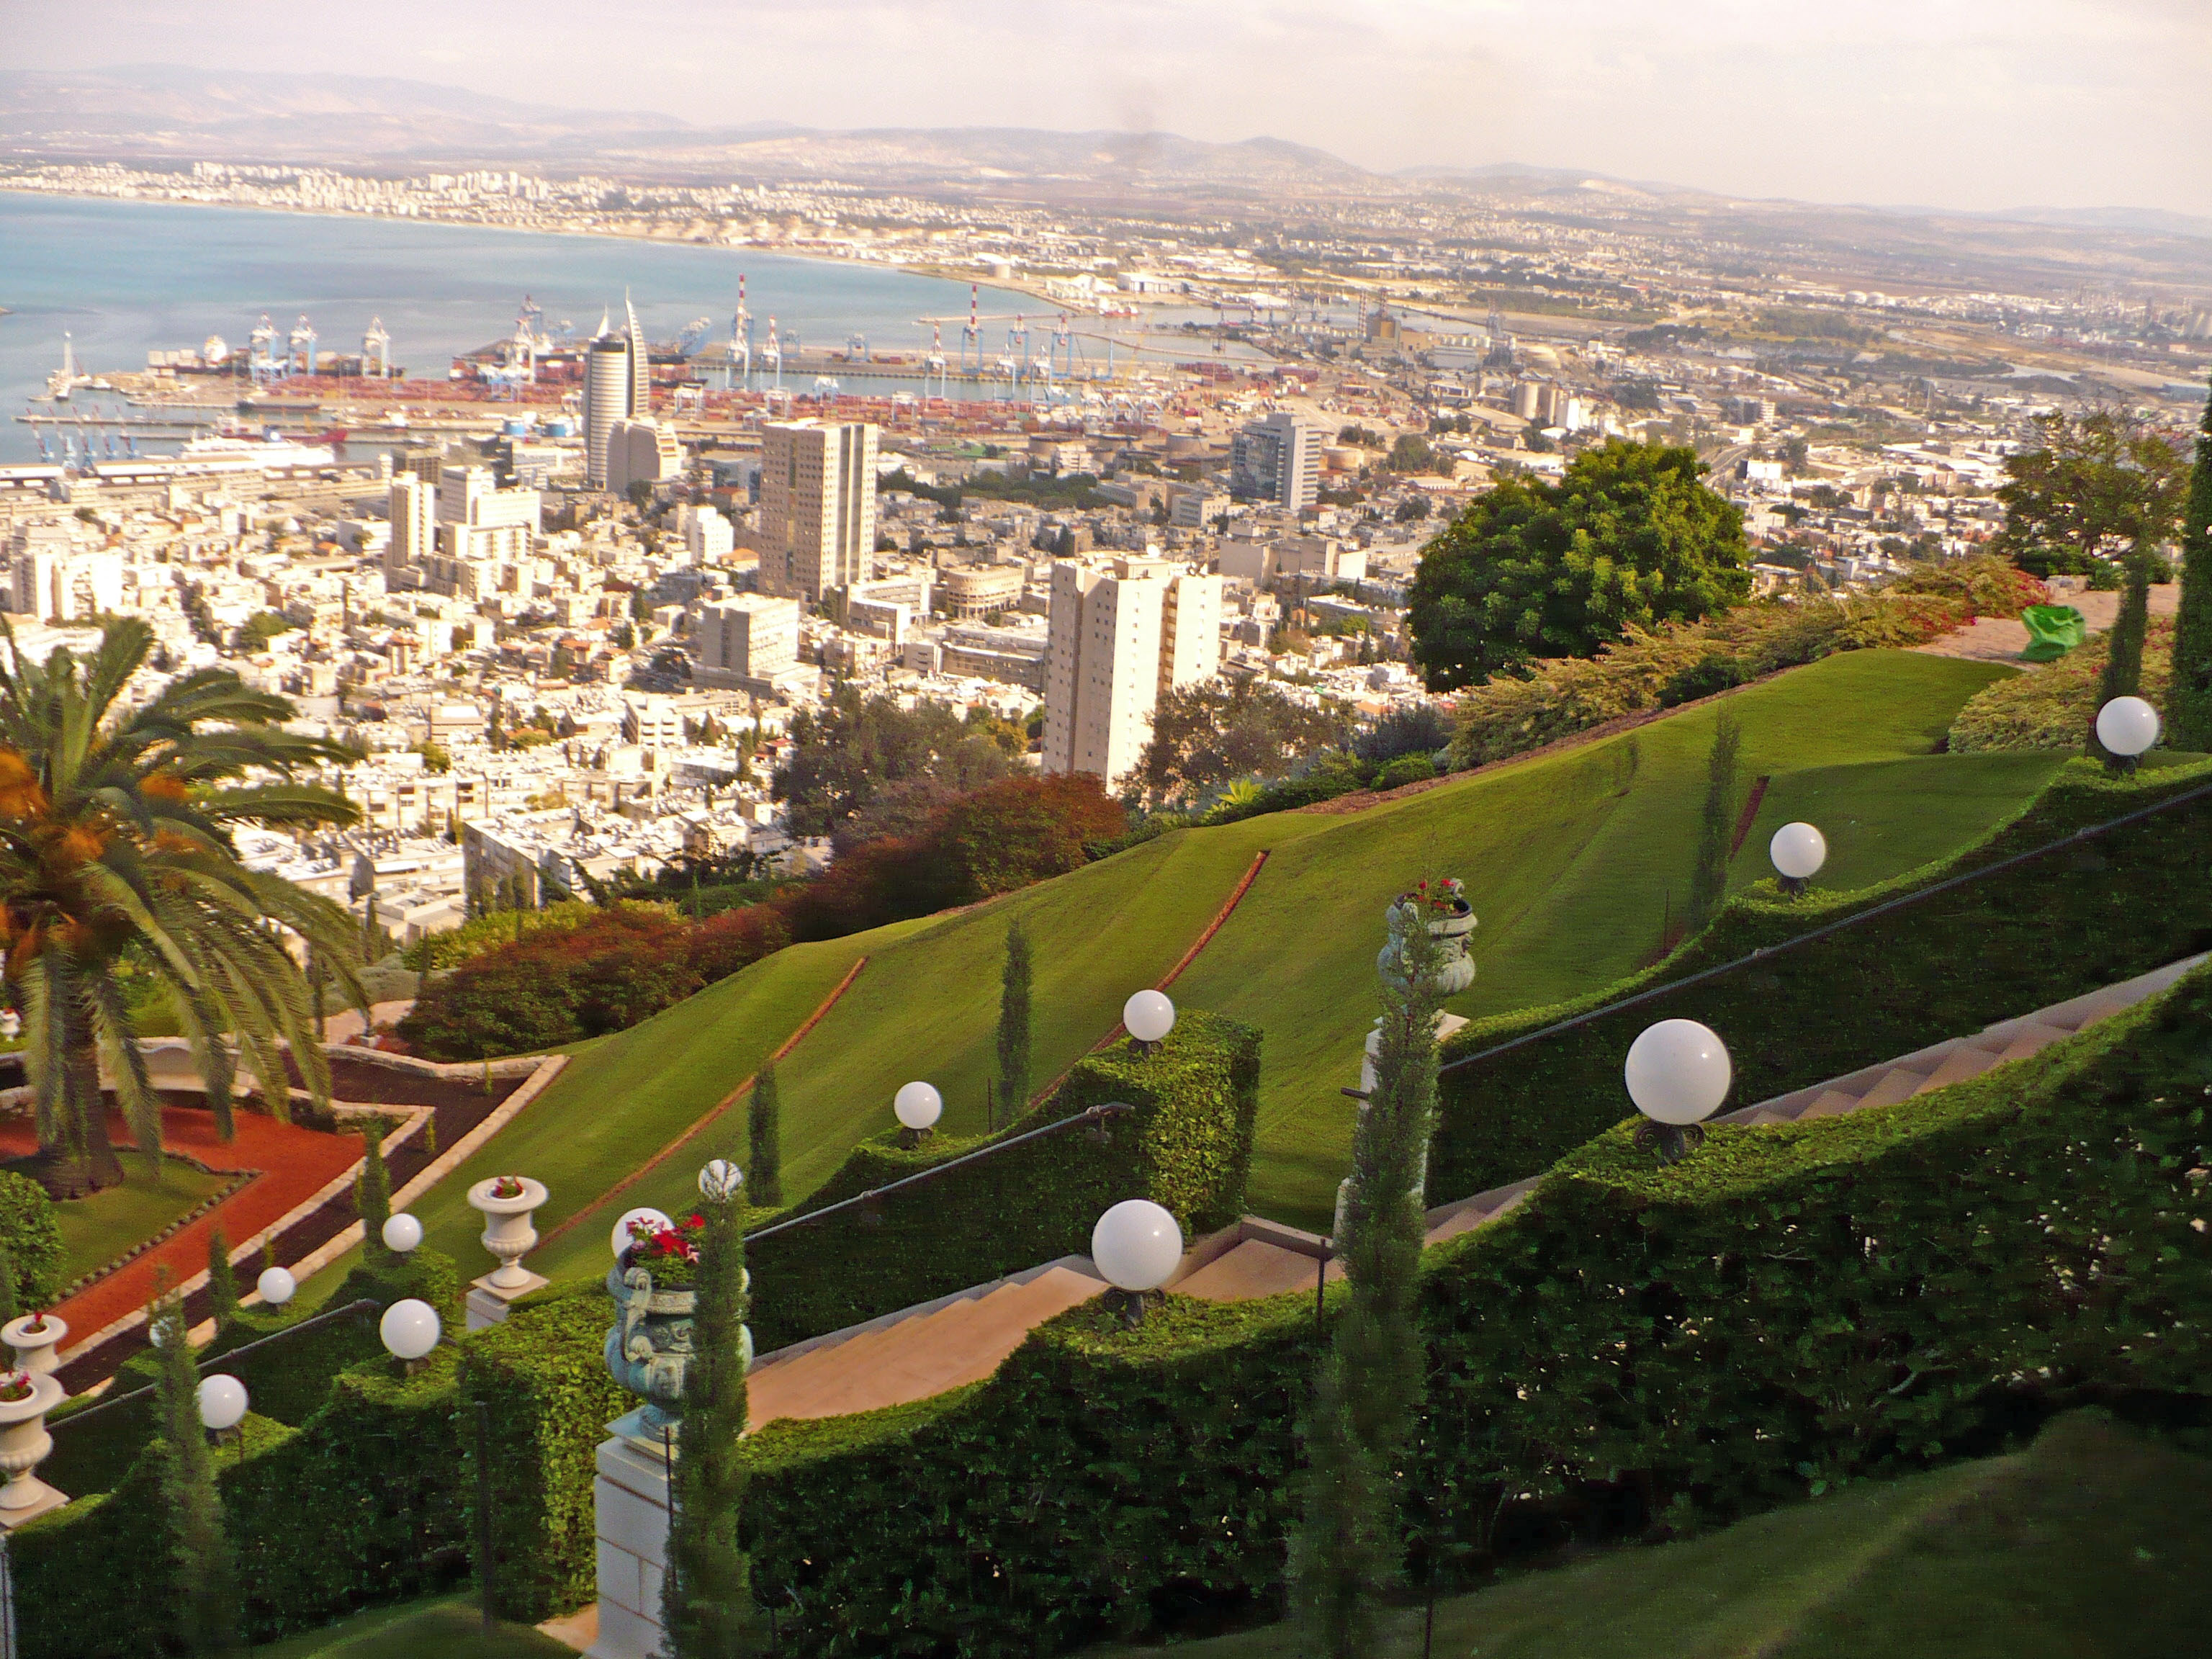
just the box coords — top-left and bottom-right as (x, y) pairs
(621, 1211), (705, 1287)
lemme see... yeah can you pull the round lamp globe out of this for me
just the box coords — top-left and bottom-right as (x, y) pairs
(894, 1081), (943, 1131)
(1091, 1199), (1184, 1293)
(1769, 822), (1827, 882)
(380, 1213), (423, 1254)
(611, 1208), (675, 1260)
(197, 1374), (249, 1432)
(256, 1267), (297, 1308)
(698, 1159), (744, 1202)
(379, 1298), (441, 1362)
(1624, 1019), (1733, 1126)
(2095, 696), (2160, 759)
(1123, 989), (1176, 1045)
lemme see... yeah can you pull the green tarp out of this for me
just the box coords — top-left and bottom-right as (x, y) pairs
(2020, 603), (2088, 662)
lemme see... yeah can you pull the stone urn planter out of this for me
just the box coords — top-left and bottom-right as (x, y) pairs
(605, 1264), (698, 1436)
(0, 1370), (66, 1520)
(3, 1313), (66, 1377)
(468, 1175), (547, 1290)
(1376, 886), (1477, 997)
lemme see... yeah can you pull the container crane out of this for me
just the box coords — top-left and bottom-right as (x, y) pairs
(363, 318), (392, 379)
(729, 276), (752, 390)
(289, 315), (318, 377)
(845, 333), (869, 362)
(763, 318), (783, 390)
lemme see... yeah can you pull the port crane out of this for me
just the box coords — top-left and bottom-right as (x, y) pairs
(728, 276), (752, 390)
(288, 315), (318, 377)
(362, 318), (392, 378)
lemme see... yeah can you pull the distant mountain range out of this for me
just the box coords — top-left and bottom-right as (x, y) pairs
(4, 64), (2208, 251)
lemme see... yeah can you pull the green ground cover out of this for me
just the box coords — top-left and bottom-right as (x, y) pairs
(255, 1595), (570, 1658)
(1177, 651), (2048, 1223)
(1087, 1411), (2212, 1658)
(48, 1152), (230, 1285)
(418, 649), (2044, 1267)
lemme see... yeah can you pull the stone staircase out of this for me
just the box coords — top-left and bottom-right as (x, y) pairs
(1710, 953), (2204, 1128)
(737, 955), (2204, 1433)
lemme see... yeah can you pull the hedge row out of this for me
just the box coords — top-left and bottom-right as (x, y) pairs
(732, 963), (2212, 1656)
(0, 1168), (63, 1308)
(1429, 753), (2212, 1200)
(747, 1010), (1261, 1353)
(15, 1271), (624, 1657)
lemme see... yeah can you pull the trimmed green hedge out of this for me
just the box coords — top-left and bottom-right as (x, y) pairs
(729, 963), (2212, 1657)
(0, 1168), (63, 1308)
(1430, 755), (2212, 1200)
(40, 1249), (460, 1503)
(747, 1008), (1261, 1353)
(458, 1285), (632, 1623)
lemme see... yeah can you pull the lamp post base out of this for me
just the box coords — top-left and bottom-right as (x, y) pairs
(1633, 1121), (1707, 1164)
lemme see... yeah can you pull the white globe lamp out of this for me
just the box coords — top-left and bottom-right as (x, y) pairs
(1768, 822), (1827, 894)
(611, 1207), (674, 1261)
(1624, 1018), (1732, 1163)
(379, 1298), (441, 1364)
(380, 1213), (423, 1254)
(197, 1374), (249, 1433)
(1123, 989), (1176, 1051)
(894, 1080), (942, 1141)
(1092, 1199), (1183, 1325)
(256, 1266), (297, 1308)
(2095, 696), (2159, 770)
(699, 1159), (744, 1202)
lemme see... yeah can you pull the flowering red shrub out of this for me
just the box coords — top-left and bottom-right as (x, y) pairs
(402, 775), (1128, 1058)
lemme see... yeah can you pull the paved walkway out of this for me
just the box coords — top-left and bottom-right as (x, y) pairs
(0, 1105), (361, 1336)
(1914, 583), (2178, 667)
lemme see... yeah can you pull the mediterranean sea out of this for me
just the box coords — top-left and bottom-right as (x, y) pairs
(0, 192), (1048, 462)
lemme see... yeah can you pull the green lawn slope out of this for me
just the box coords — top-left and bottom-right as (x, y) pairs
(418, 649), (2050, 1273)
(1087, 1411), (2212, 1659)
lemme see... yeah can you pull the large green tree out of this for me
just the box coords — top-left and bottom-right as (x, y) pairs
(1990, 409), (2188, 579)
(2168, 379), (2212, 751)
(1408, 440), (1750, 688)
(0, 621), (363, 1195)
(1133, 680), (1358, 804)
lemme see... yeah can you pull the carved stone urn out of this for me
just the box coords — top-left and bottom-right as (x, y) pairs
(0, 1370), (66, 1523)
(468, 1175), (548, 1290)
(1376, 888), (1477, 997)
(3, 1313), (67, 1377)
(604, 1264), (697, 1437)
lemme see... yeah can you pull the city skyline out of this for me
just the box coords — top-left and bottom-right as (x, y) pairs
(5, 1), (2211, 217)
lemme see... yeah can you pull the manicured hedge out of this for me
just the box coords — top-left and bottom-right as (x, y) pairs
(0, 1168), (63, 1308)
(1430, 754), (2212, 1200)
(734, 963), (2212, 1657)
(747, 1009), (1261, 1353)
(458, 1285), (632, 1623)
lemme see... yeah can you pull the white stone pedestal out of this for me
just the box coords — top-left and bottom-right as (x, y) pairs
(0, 1372), (68, 1529)
(467, 1269), (550, 1331)
(587, 1421), (673, 1659)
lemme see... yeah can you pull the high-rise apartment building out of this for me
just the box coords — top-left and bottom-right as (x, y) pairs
(386, 474), (437, 577)
(1042, 558), (1223, 788)
(1230, 412), (1319, 512)
(607, 418), (682, 497)
(433, 464), (539, 561)
(695, 593), (802, 692)
(760, 421), (878, 603)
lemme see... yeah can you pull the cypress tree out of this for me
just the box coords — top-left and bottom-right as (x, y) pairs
(1290, 896), (1446, 1658)
(206, 1226), (238, 1324)
(747, 1062), (784, 1208)
(151, 1295), (240, 1655)
(356, 1121), (392, 1258)
(1685, 712), (1741, 933)
(0, 1236), (17, 1325)
(996, 917), (1033, 1128)
(2166, 377), (2212, 750)
(2090, 544), (2154, 765)
(661, 1176), (753, 1658)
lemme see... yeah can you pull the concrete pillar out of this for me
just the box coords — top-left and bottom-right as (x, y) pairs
(587, 1423), (672, 1659)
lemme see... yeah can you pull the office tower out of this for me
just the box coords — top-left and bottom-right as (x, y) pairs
(608, 418), (683, 496)
(583, 333), (634, 489)
(1042, 559), (1223, 787)
(387, 473), (436, 575)
(1230, 412), (1319, 511)
(760, 420), (878, 603)
(695, 593), (801, 691)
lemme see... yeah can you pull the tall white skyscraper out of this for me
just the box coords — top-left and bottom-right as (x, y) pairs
(623, 292), (650, 417)
(760, 420), (878, 603)
(1043, 558), (1223, 788)
(386, 473), (436, 576)
(583, 336), (633, 490)
(1231, 411), (1320, 511)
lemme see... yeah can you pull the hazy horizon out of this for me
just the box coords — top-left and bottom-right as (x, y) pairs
(7, 1), (2211, 219)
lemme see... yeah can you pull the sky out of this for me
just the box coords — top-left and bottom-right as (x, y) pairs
(10, 0), (2212, 216)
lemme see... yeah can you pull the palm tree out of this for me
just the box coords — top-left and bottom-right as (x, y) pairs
(0, 621), (364, 1196)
